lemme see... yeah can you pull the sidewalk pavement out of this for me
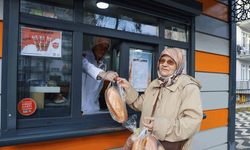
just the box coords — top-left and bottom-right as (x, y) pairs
(236, 103), (250, 108)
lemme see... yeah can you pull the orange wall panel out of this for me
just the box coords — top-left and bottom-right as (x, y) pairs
(195, 51), (229, 74)
(1, 131), (131, 150)
(200, 109), (228, 131)
(196, 0), (228, 22)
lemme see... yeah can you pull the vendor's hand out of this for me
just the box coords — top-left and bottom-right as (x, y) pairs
(100, 71), (118, 82)
(142, 117), (154, 133)
(117, 77), (131, 91)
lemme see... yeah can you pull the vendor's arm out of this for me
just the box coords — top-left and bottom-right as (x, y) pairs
(82, 57), (118, 82)
(153, 84), (203, 142)
(82, 57), (104, 81)
(117, 77), (146, 111)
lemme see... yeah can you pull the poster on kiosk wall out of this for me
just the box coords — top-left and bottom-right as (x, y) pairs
(129, 49), (152, 92)
(21, 27), (62, 57)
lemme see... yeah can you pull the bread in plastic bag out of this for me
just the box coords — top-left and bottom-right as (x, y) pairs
(124, 127), (165, 150)
(105, 82), (128, 123)
(123, 115), (166, 150)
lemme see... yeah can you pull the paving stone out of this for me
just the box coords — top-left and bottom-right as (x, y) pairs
(235, 111), (250, 149)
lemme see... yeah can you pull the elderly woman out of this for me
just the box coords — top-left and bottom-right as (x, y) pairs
(117, 48), (203, 150)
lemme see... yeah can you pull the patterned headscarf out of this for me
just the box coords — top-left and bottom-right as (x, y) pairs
(157, 48), (185, 87)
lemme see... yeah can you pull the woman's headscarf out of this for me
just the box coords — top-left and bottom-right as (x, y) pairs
(157, 48), (185, 87)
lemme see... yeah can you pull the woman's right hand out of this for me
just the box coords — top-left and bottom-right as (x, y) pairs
(117, 77), (130, 91)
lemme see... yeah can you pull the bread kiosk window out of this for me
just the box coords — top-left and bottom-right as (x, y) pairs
(17, 25), (73, 119)
(165, 20), (189, 42)
(20, 0), (74, 21)
(81, 35), (122, 115)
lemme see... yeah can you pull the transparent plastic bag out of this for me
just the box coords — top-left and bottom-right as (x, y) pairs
(123, 114), (140, 150)
(104, 82), (128, 123)
(123, 115), (165, 150)
(123, 127), (165, 150)
(122, 114), (138, 133)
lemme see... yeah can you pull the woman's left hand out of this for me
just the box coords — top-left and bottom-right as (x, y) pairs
(142, 117), (154, 133)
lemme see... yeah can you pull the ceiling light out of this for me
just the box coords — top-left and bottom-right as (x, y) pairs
(96, 2), (109, 9)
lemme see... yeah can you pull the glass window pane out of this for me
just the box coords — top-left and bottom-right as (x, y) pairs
(248, 66), (250, 80)
(165, 20), (189, 42)
(18, 25), (73, 119)
(20, 0), (74, 21)
(243, 33), (246, 48)
(83, 0), (158, 36)
(84, 12), (117, 29)
(81, 35), (120, 115)
(117, 16), (158, 36)
(165, 46), (187, 74)
(241, 64), (245, 80)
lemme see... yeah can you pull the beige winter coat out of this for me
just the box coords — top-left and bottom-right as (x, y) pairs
(125, 74), (203, 150)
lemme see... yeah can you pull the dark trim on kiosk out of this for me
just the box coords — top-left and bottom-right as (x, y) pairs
(152, 0), (203, 16)
(71, 32), (83, 118)
(1, 0), (10, 131)
(189, 17), (196, 77)
(74, 0), (83, 23)
(0, 0), (202, 147)
(228, 0), (236, 149)
(71, 0), (83, 118)
(4, 0), (19, 130)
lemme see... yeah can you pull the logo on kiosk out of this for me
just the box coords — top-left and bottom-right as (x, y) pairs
(52, 42), (59, 49)
(18, 98), (37, 116)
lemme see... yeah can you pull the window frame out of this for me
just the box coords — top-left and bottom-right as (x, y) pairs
(248, 66), (250, 80)
(1, 0), (197, 146)
(241, 64), (246, 81)
(242, 33), (246, 48)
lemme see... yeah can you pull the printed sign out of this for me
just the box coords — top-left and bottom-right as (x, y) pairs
(18, 98), (37, 116)
(21, 27), (62, 57)
(129, 49), (152, 92)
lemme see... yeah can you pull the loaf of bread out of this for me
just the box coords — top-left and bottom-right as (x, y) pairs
(131, 136), (158, 150)
(105, 87), (128, 123)
(123, 134), (138, 150)
(157, 145), (166, 150)
(131, 137), (141, 150)
(141, 136), (158, 150)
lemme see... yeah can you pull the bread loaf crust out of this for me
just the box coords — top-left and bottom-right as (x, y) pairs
(123, 134), (138, 150)
(131, 136), (158, 150)
(146, 136), (158, 150)
(132, 137), (141, 150)
(157, 145), (166, 150)
(105, 87), (128, 123)
(141, 136), (158, 150)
